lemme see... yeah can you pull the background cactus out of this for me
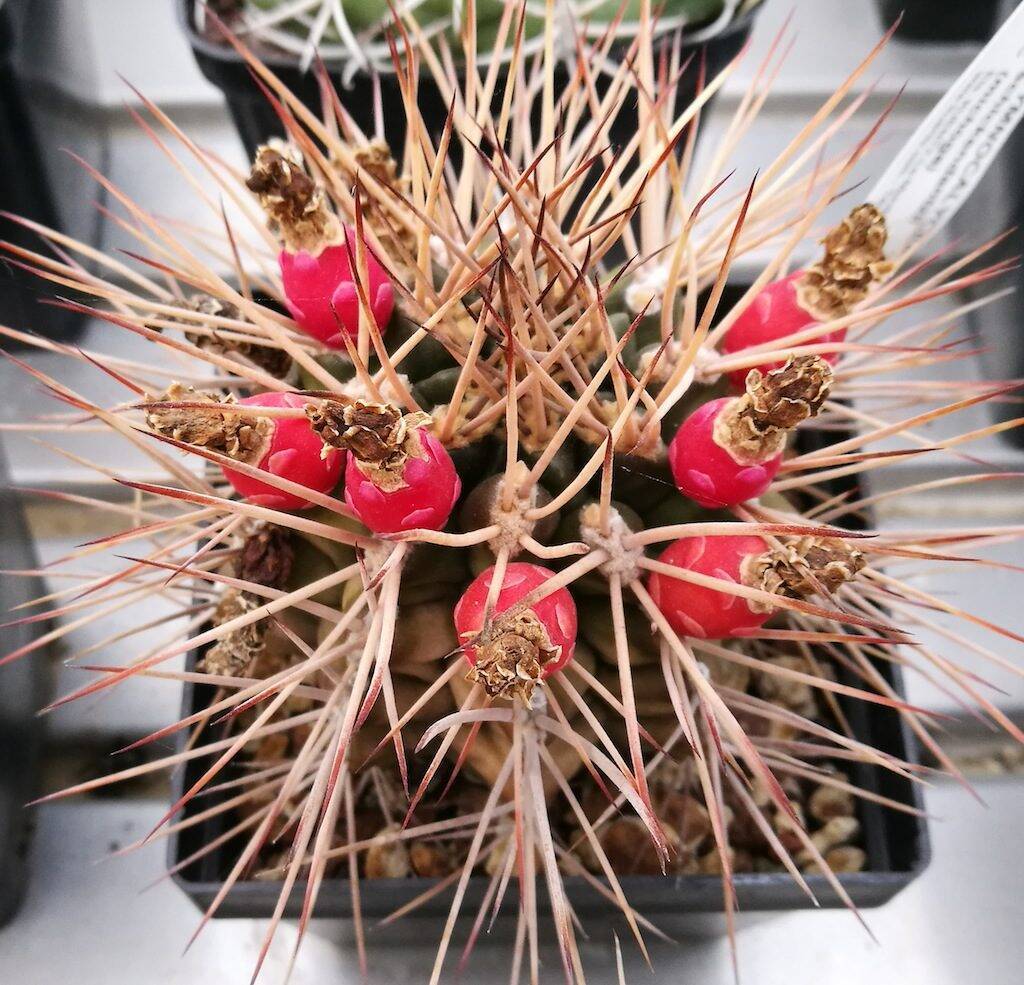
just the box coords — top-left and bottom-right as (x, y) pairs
(2, 6), (1021, 983)
(201, 0), (764, 72)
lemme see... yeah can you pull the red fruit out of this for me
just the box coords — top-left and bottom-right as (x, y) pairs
(668, 397), (782, 509)
(344, 424), (460, 534)
(648, 535), (770, 639)
(280, 230), (394, 349)
(454, 562), (577, 678)
(221, 392), (344, 511)
(721, 271), (845, 388)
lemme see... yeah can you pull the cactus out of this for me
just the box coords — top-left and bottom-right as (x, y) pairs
(202, 0), (763, 72)
(3, 6), (1022, 983)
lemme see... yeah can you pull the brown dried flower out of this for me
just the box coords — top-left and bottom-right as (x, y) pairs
(173, 294), (293, 380)
(306, 399), (431, 491)
(714, 355), (833, 463)
(797, 204), (893, 320)
(201, 590), (267, 677)
(247, 141), (341, 253)
(145, 382), (272, 466)
(336, 139), (417, 263)
(466, 610), (559, 703)
(749, 536), (866, 602)
(238, 525), (294, 590)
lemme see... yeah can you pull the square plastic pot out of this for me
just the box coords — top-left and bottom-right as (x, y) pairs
(0, 443), (49, 926)
(0, 5), (85, 345)
(167, 416), (929, 923)
(169, 653), (928, 921)
(876, 0), (1001, 43)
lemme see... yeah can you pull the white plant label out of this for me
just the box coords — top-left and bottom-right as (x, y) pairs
(869, 2), (1024, 255)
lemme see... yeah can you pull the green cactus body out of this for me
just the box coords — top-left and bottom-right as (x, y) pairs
(231, 0), (739, 68)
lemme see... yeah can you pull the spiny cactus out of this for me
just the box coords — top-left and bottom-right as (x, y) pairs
(3, 6), (1022, 983)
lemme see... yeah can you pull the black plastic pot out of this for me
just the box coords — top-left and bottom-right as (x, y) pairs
(995, 129), (1024, 449)
(969, 137), (1024, 450)
(0, 443), (49, 926)
(169, 650), (926, 920)
(977, 92), (1024, 449)
(180, 0), (757, 160)
(876, 0), (1001, 42)
(168, 360), (928, 921)
(0, 3), (85, 346)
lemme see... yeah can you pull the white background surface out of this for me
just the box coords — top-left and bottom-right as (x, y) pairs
(1, 780), (1021, 984)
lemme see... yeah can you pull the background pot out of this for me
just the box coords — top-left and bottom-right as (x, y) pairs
(875, 0), (1001, 42)
(180, 0), (758, 159)
(0, 443), (49, 927)
(0, 2), (84, 346)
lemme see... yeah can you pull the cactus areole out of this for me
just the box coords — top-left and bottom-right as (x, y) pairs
(455, 563), (578, 702)
(669, 355), (833, 508)
(721, 205), (892, 386)
(246, 142), (394, 348)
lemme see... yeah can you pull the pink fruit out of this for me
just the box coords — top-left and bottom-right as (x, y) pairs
(647, 535), (770, 639)
(280, 230), (394, 349)
(668, 396), (782, 509)
(454, 562), (577, 678)
(721, 271), (845, 389)
(221, 392), (344, 511)
(344, 424), (460, 534)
